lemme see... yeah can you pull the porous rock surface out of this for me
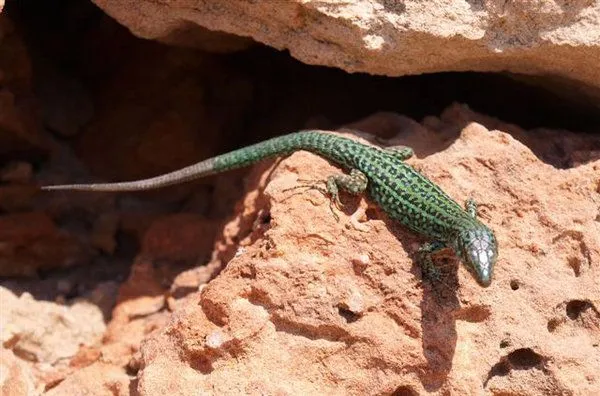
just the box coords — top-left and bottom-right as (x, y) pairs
(0, 348), (37, 396)
(0, 286), (107, 366)
(0, 104), (598, 394)
(91, 0), (600, 104)
(132, 107), (600, 395)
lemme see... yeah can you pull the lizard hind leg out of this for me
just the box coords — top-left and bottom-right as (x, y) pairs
(323, 168), (368, 220)
(385, 146), (414, 161)
(326, 168), (368, 207)
(285, 169), (368, 221)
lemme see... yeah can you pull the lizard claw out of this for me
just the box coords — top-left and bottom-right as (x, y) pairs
(332, 195), (343, 210)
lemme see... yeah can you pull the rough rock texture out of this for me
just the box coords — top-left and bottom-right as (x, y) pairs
(0, 286), (107, 379)
(44, 363), (130, 396)
(0, 15), (48, 160)
(2, 2), (599, 393)
(73, 42), (251, 191)
(129, 108), (600, 395)
(0, 100), (598, 393)
(141, 214), (218, 263)
(0, 212), (91, 277)
(0, 348), (38, 396)
(91, 0), (600, 105)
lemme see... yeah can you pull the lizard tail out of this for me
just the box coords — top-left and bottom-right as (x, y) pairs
(41, 130), (354, 192)
(41, 158), (216, 191)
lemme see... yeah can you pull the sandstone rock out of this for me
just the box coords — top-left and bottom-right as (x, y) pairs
(0, 15), (48, 160)
(0, 286), (106, 365)
(44, 363), (130, 396)
(154, 24), (254, 53)
(0, 185), (38, 213)
(100, 258), (171, 369)
(170, 261), (223, 300)
(0, 348), (38, 396)
(90, 212), (119, 255)
(90, 0), (600, 105)
(137, 213), (221, 300)
(0, 161), (33, 183)
(73, 43), (251, 203)
(0, 212), (90, 276)
(133, 110), (600, 395)
(141, 213), (217, 263)
(36, 65), (94, 138)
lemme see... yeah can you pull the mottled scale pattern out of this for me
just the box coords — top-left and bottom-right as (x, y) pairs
(212, 131), (477, 241)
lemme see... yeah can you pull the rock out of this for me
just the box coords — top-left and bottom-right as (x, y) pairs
(139, 213), (220, 299)
(0, 212), (91, 276)
(100, 258), (171, 369)
(44, 363), (130, 396)
(0, 348), (38, 396)
(0, 286), (106, 365)
(169, 261), (223, 300)
(156, 24), (254, 53)
(0, 161), (33, 183)
(90, 212), (119, 255)
(90, 1), (600, 104)
(36, 64), (94, 138)
(429, 103), (600, 169)
(73, 43), (252, 203)
(141, 213), (217, 263)
(0, 185), (38, 213)
(133, 110), (599, 395)
(0, 15), (49, 161)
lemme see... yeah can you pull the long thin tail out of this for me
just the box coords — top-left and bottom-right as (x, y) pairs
(41, 130), (347, 192)
(41, 157), (218, 191)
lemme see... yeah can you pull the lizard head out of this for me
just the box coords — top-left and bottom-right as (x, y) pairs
(455, 225), (498, 287)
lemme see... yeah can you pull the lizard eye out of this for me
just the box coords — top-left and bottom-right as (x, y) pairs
(459, 228), (498, 287)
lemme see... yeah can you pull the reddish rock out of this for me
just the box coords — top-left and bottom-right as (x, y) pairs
(89, 212), (119, 255)
(169, 260), (223, 300)
(0, 16), (49, 160)
(0, 348), (38, 396)
(44, 363), (130, 396)
(101, 258), (171, 369)
(0, 212), (90, 276)
(0, 161), (33, 183)
(0, 184), (38, 212)
(73, 43), (251, 204)
(141, 213), (217, 262)
(132, 111), (600, 395)
(36, 64), (94, 139)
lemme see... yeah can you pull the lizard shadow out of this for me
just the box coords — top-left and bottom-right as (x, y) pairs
(375, 209), (461, 392)
(230, 160), (461, 391)
(308, 190), (461, 390)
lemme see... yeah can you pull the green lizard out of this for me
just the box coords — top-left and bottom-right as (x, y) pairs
(42, 131), (498, 286)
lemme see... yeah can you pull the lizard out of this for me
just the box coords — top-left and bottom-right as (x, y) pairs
(41, 130), (498, 287)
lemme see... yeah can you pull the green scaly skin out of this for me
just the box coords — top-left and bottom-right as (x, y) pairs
(42, 131), (498, 286)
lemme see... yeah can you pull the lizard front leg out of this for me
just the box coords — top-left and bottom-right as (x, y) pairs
(465, 198), (478, 218)
(325, 168), (368, 207)
(417, 240), (447, 283)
